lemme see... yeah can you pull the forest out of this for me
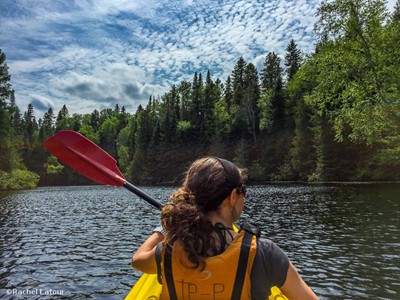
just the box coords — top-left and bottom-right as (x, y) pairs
(1, 0), (399, 189)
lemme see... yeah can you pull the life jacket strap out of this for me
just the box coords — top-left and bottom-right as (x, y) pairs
(231, 230), (253, 300)
(164, 243), (178, 300)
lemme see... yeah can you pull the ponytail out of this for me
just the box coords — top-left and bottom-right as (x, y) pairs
(162, 188), (215, 269)
(160, 157), (245, 270)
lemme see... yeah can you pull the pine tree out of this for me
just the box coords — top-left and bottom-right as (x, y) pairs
(283, 40), (303, 130)
(38, 107), (55, 141)
(393, 0), (400, 22)
(0, 49), (13, 171)
(0, 50), (13, 103)
(8, 92), (23, 137)
(203, 70), (218, 140)
(232, 57), (246, 105)
(284, 39), (302, 81)
(130, 105), (154, 182)
(23, 103), (38, 147)
(224, 76), (233, 113)
(56, 104), (70, 131)
(270, 75), (286, 131)
(261, 52), (281, 90)
(176, 81), (191, 122)
(229, 57), (249, 139)
(161, 86), (179, 143)
(190, 72), (204, 136)
(243, 63), (260, 145)
(90, 109), (100, 131)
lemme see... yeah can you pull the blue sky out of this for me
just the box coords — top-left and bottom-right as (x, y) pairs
(0, 0), (397, 117)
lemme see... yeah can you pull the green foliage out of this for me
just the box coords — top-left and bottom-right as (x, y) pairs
(258, 90), (273, 132)
(307, 0), (400, 175)
(116, 126), (131, 174)
(2, 0), (400, 187)
(261, 52), (282, 90)
(176, 120), (192, 137)
(394, 0), (400, 22)
(98, 116), (119, 157)
(284, 39), (302, 81)
(212, 101), (231, 139)
(45, 156), (64, 174)
(38, 107), (55, 141)
(0, 49), (13, 172)
(0, 169), (40, 190)
(79, 124), (99, 143)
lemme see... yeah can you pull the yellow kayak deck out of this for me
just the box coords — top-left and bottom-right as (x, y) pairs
(125, 273), (287, 299)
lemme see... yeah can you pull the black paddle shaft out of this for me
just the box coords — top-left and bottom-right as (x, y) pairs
(123, 181), (162, 210)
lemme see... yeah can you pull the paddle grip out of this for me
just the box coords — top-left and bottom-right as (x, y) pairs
(123, 181), (163, 210)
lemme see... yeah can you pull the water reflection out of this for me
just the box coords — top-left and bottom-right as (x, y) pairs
(240, 184), (400, 299)
(0, 184), (399, 299)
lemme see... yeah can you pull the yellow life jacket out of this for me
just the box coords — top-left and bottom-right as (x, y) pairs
(159, 227), (257, 300)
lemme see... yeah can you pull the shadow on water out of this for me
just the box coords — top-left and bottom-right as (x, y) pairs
(0, 184), (399, 299)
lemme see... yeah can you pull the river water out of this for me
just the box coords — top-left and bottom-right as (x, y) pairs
(0, 184), (399, 299)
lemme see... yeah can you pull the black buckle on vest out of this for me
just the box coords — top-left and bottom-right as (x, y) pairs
(240, 222), (261, 237)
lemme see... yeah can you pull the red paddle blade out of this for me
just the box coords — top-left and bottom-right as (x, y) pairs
(44, 130), (125, 186)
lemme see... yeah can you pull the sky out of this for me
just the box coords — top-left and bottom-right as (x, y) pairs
(0, 0), (397, 118)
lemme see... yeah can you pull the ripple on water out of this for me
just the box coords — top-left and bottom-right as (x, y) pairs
(1, 184), (399, 299)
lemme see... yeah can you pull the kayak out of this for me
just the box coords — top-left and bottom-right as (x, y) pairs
(125, 273), (288, 299)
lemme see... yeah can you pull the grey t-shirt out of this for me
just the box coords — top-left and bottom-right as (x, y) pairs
(250, 238), (289, 299)
(155, 237), (289, 299)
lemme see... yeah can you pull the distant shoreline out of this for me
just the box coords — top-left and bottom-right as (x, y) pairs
(35, 180), (400, 188)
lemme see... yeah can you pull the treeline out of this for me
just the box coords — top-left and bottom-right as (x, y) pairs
(1, 0), (399, 189)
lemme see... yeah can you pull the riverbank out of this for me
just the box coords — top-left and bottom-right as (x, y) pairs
(0, 169), (40, 190)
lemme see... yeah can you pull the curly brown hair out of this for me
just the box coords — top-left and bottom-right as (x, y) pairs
(161, 157), (245, 270)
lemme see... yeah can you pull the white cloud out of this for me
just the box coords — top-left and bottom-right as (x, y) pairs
(3, 0), (364, 118)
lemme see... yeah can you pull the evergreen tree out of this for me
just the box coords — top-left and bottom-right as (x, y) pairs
(232, 57), (246, 105)
(203, 70), (218, 140)
(8, 92), (23, 137)
(261, 52), (281, 90)
(38, 107), (55, 141)
(230, 57), (248, 139)
(71, 113), (82, 132)
(90, 109), (100, 131)
(23, 103), (38, 147)
(177, 81), (192, 122)
(224, 76), (233, 113)
(284, 39), (302, 81)
(161, 86), (179, 143)
(190, 72), (204, 137)
(393, 0), (400, 22)
(285, 60), (318, 180)
(57, 104), (69, 120)
(259, 52), (286, 132)
(271, 75), (286, 131)
(98, 116), (119, 158)
(114, 104), (120, 114)
(0, 50), (13, 103)
(55, 104), (71, 131)
(129, 105), (154, 182)
(243, 63), (260, 145)
(0, 49), (13, 171)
